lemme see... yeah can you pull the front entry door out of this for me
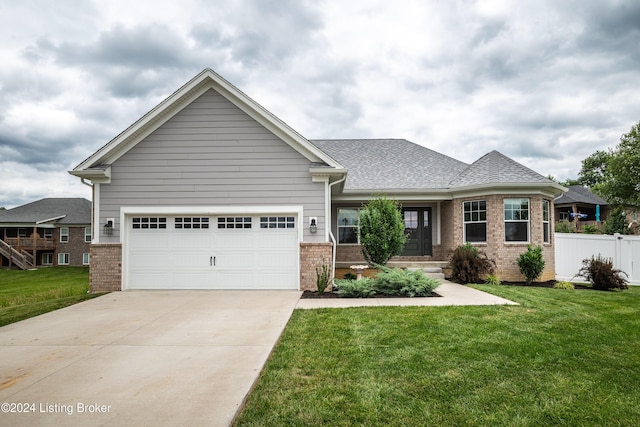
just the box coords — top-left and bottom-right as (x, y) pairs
(402, 208), (432, 256)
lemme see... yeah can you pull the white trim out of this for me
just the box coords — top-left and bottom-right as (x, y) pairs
(36, 215), (66, 224)
(504, 198), (530, 243)
(120, 205), (303, 291)
(93, 183), (101, 244)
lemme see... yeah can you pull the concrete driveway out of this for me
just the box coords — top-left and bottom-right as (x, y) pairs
(0, 290), (301, 427)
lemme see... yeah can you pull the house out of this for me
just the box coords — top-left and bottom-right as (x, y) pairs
(554, 185), (609, 227)
(0, 198), (92, 269)
(70, 68), (565, 292)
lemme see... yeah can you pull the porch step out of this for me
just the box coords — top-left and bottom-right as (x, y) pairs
(406, 268), (445, 280)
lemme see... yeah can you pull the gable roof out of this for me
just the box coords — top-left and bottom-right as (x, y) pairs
(555, 185), (608, 206)
(311, 139), (469, 190)
(0, 198), (91, 225)
(448, 150), (556, 188)
(70, 68), (345, 180)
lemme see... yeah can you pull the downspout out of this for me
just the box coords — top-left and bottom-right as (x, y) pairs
(328, 175), (347, 287)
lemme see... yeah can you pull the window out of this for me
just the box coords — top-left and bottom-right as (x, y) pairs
(18, 228), (27, 238)
(83, 253), (90, 265)
(463, 200), (487, 243)
(85, 227), (92, 242)
(543, 200), (550, 243)
(44, 229), (53, 239)
(58, 253), (70, 265)
(176, 217), (210, 229)
(217, 217), (251, 229)
(504, 198), (529, 242)
(260, 216), (295, 229)
(60, 227), (69, 243)
(42, 253), (53, 265)
(132, 217), (167, 229)
(337, 209), (359, 244)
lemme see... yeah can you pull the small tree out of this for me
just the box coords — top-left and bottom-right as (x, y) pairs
(517, 245), (545, 285)
(602, 207), (631, 235)
(358, 195), (407, 266)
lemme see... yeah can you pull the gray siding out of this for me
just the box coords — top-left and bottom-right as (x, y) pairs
(99, 89), (326, 242)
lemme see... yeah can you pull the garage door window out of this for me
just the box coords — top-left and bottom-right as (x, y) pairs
(218, 217), (252, 229)
(260, 216), (295, 229)
(175, 217), (210, 229)
(132, 217), (167, 229)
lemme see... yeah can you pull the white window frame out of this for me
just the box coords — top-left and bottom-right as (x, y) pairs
(85, 227), (92, 242)
(504, 198), (530, 243)
(337, 208), (360, 245)
(463, 200), (487, 243)
(58, 253), (70, 265)
(83, 253), (90, 265)
(60, 227), (69, 243)
(42, 252), (53, 265)
(543, 200), (550, 243)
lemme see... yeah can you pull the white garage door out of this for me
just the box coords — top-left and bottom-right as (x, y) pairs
(126, 214), (299, 290)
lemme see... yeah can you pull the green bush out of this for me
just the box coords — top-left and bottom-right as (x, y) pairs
(359, 195), (407, 265)
(517, 245), (546, 285)
(335, 278), (376, 298)
(316, 264), (331, 294)
(555, 220), (575, 233)
(602, 207), (632, 235)
(553, 281), (574, 290)
(484, 274), (501, 286)
(576, 255), (629, 290)
(581, 224), (600, 234)
(373, 266), (440, 297)
(448, 243), (495, 284)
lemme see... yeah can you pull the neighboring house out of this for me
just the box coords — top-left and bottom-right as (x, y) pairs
(554, 185), (609, 224)
(0, 198), (92, 269)
(70, 68), (565, 292)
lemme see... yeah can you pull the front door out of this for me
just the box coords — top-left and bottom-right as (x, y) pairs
(402, 208), (432, 256)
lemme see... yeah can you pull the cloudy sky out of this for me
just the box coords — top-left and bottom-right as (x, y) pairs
(1, 0), (639, 208)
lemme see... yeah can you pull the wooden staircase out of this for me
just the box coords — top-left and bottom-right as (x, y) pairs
(0, 239), (34, 269)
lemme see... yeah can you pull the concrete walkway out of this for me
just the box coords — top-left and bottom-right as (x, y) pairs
(0, 291), (301, 427)
(296, 280), (518, 309)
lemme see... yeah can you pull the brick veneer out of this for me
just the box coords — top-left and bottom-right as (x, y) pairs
(56, 226), (91, 266)
(300, 242), (333, 291)
(332, 195), (557, 282)
(90, 244), (122, 292)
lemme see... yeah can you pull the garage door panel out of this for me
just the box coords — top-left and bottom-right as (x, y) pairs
(126, 213), (299, 290)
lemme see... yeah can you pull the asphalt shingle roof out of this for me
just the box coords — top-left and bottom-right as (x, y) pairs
(555, 185), (608, 205)
(311, 139), (469, 190)
(0, 198), (91, 225)
(448, 150), (554, 188)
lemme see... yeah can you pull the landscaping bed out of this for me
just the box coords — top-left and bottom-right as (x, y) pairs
(301, 290), (442, 299)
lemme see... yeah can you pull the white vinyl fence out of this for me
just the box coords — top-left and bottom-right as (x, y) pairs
(555, 233), (640, 285)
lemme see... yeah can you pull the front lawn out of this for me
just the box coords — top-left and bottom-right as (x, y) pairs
(235, 285), (640, 426)
(0, 267), (102, 327)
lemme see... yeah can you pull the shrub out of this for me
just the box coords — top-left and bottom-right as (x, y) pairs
(359, 195), (407, 265)
(555, 220), (575, 233)
(602, 207), (632, 235)
(343, 272), (357, 281)
(576, 255), (629, 290)
(373, 266), (440, 297)
(448, 243), (495, 284)
(581, 224), (600, 234)
(335, 278), (376, 298)
(553, 281), (574, 290)
(316, 264), (331, 294)
(517, 245), (546, 285)
(484, 274), (501, 286)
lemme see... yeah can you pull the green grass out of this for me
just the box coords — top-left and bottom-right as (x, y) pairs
(235, 285), (640, 426)
(0, 267), (103, 326)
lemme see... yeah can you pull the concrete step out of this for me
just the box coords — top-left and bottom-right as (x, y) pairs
(406, 267), (445, 281)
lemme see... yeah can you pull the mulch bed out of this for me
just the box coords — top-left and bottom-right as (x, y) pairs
(301, 290), (442, 299)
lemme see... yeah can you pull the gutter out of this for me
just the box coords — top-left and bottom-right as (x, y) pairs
(328, 174), (347, 288)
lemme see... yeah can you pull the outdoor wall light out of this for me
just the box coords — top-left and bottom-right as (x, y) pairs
(104, 219), (114, 235)
(309, 217), (318, 233)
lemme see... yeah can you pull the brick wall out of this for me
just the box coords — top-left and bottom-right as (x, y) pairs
(300, 242), (333, 291)
(455, 194), (556, 282)
(56, 226), (91, 266)
(90, 244), (122, 292)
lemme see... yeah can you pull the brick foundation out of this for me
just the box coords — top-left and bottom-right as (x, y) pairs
(300, 242), (333, 292)
(90, 244), (122, 292)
